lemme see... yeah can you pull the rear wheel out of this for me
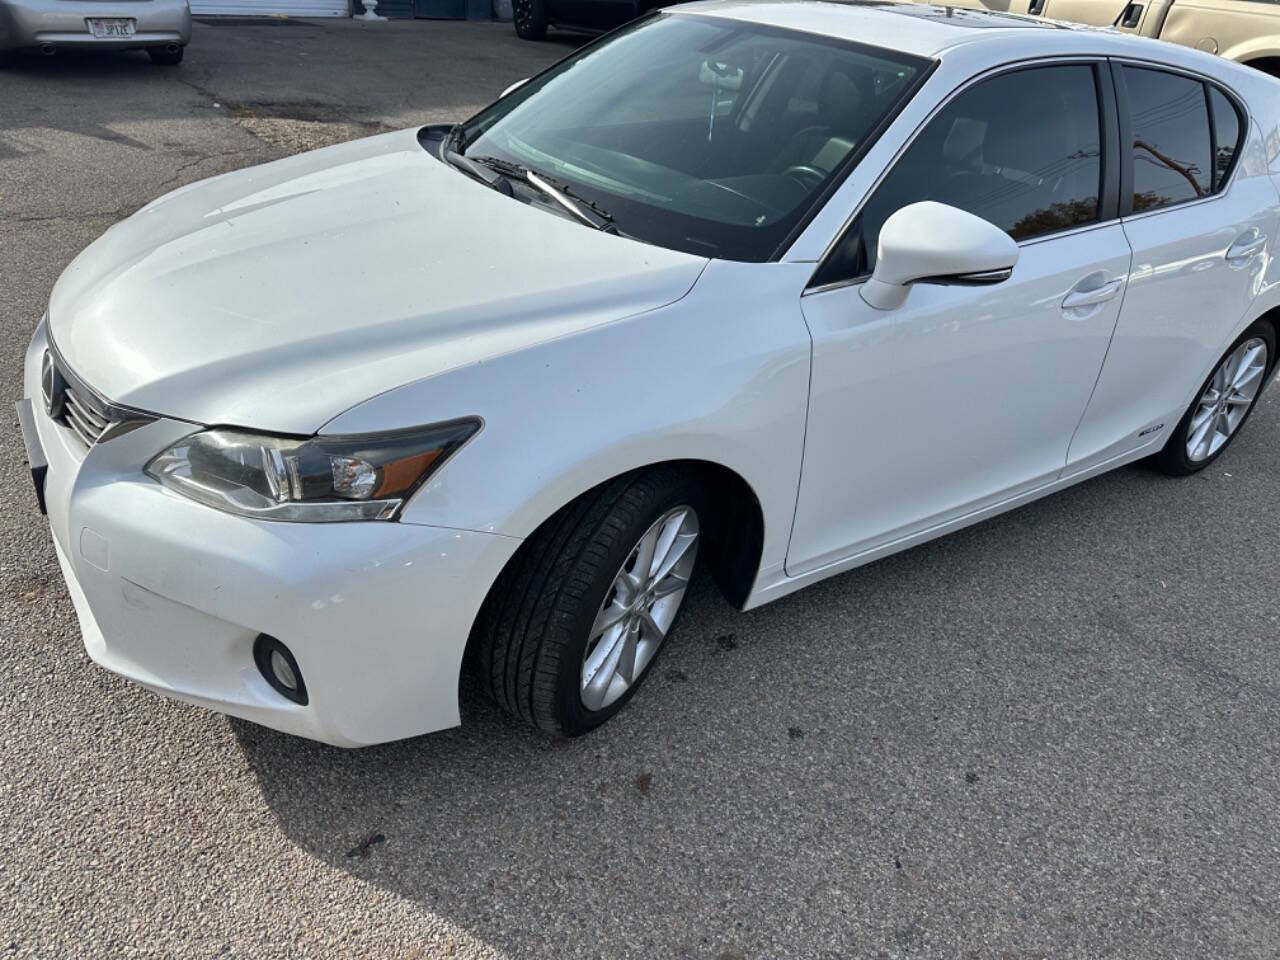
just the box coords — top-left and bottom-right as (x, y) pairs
(512, 0), (548, 40)
(1154, 319), (1275, 475)
(148, 45), (184, 66)
(472, 468), (704, 736)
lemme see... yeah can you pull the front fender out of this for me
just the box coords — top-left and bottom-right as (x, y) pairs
(323, 260), (815, 581)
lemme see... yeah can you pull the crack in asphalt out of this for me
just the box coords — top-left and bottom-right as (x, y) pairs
(3, 208), (134, 225)
(153, 147), (249, 192)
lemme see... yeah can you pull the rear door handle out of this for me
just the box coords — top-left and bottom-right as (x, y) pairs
(1226, 233), (1266, 262)
(1062, 278), (1123, 311)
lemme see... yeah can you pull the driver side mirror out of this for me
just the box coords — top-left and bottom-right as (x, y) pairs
(860, 201), (1019, 310)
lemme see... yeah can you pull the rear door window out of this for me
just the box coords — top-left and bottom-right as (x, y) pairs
(1123, 66), (1212, 212)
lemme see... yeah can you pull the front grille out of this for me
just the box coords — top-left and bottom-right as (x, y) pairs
(43, 347), (149, 449)
(61, 381), (116, 447)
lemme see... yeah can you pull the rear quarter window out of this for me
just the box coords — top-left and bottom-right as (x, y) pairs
(1208, 84), (1243, 191)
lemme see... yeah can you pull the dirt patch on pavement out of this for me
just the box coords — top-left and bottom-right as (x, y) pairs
(235, 116), (393, 152)
(216, 99), (396, 152)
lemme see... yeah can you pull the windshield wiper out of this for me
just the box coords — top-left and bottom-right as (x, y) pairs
(443, 148), (514, 197)
(469, 155), (617, 233)
(445, 121), (469, 154)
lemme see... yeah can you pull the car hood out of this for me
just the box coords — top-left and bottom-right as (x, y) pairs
(47, 128), (707, 434)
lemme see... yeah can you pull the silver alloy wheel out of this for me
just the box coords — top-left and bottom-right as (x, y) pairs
(580, 505), (700, 711)
(1186, 337), (1269, 462)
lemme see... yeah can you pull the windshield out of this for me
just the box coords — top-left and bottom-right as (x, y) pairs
(454, 13), (929, 261)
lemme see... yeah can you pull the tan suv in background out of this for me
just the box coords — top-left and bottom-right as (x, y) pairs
(921, 0), (1280, 77)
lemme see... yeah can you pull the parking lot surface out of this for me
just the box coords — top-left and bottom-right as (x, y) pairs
(3, 19), (1280, 960)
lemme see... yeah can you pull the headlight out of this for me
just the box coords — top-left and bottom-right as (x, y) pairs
(145, 420), (480, 522)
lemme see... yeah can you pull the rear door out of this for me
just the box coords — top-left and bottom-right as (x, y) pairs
(1065, 63), (1276, 474)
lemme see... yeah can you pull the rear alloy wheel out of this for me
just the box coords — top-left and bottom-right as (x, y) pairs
(1156, 320), (1274, 475)
(512, 0), (548, 40)
(472, 468), (704, 736)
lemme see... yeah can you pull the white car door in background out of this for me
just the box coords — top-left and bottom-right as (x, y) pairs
(1065, 64), (1276, 475)
(788, 62), (1133, 576)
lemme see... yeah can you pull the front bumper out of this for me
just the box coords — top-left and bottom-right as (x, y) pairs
(20, 322), (521, 747)
(0, 0), (191, 52)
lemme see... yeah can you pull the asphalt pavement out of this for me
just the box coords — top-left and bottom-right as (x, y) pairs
(3, 19), (1280, 960)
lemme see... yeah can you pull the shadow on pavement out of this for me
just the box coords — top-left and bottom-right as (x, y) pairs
(228, 448), (1280, 958)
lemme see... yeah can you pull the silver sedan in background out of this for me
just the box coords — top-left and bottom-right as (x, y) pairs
(0, 0), (190, 65)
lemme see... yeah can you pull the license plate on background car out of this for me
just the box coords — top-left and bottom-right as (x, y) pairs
(87, 18), (135, 38)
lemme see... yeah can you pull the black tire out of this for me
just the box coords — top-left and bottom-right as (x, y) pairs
(148, 45), (184, 66)
(512, 0), (548, 40)
(0, 50), (13, 69)
(472, 467), (706, 737)
(1154, 318), (1275, 476)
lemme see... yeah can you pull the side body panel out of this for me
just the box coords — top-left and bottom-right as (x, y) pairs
(326, 260), (815, 590)
(1066, 70), (1280, 473)
(776, 34), (1280, 610)
(789, 227), (1132, 576)
(338, 37), (1280, 621)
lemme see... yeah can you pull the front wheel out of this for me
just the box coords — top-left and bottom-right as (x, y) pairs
(472, 468), (704, 737)
(1154, 319), (1275, 476)
(512, 0), (548, 40)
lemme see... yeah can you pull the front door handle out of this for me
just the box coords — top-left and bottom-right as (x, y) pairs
(1226, 232), (1266, 263)
(1062, 277), (1123, 311)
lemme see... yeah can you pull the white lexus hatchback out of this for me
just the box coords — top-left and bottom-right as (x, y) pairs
(18, 2), (1280, 746)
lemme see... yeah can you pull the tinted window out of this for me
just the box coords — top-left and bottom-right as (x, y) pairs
(1209, 85), (1242, 191)
(1125, 66), (1211, 212)
(816, 64), (1103, 283)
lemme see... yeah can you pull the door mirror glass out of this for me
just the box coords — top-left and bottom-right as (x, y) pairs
(860, 201), (1019, 310)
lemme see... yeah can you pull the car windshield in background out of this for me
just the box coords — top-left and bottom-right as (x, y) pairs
(454, 14), (928, 261)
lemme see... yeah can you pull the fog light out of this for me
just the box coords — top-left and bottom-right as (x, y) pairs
(270, 650), (298, 691)
(253, 634), (308, 705)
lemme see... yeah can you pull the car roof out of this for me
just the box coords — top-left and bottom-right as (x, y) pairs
(675, 0), (1099, 59)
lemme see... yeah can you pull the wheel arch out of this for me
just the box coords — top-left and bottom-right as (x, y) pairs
(458, 457), (767, 708)
(473, 457), (767, 619)
(1245, 303), (1280, 373)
